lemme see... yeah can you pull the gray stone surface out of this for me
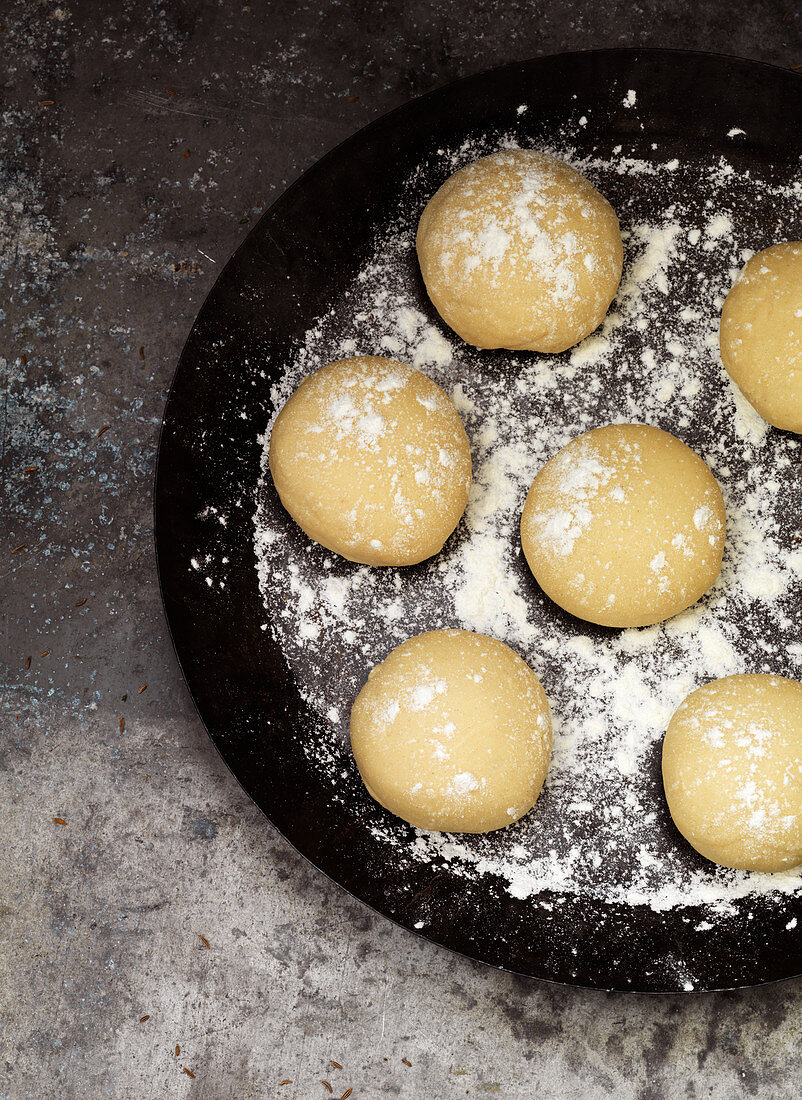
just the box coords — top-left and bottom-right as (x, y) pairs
(2, 2), (801, 1097)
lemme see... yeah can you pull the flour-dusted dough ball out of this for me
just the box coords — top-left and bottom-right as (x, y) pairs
(416, 149), (623, 353)
(662, 675), (802, 872)
(269, 356), (472, 566)
(520, 424), (726, 629)
(719, 242), (802, 433)
(350, 629), (552, 833)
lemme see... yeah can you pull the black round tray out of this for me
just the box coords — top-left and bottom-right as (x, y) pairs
(155, 49), (802, 992)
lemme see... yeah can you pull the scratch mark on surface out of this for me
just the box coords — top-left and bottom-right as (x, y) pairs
(0, 357), (9, 494)
(126, 90), (227, 121)
(379, 975), (390, 1043)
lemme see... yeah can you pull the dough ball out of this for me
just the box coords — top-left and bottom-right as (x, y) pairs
(662, 675), (802, 872)
(416, 149), (623, 353)
(269, 356), (472, 566)
(350, 629), (552, 833)
(719, 242), (802, 434)
(520, 423), (726, 628)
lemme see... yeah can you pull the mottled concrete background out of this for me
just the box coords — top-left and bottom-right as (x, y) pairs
(2, 2), (801, 1097)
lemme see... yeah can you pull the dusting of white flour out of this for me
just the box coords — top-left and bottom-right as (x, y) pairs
(247, 123), (802, 926)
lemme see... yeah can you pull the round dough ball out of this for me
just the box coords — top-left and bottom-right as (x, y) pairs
(269, 356), (472, 566)
(350, 629), (552, 833)
(662, 675), (802, 872)
(416, 149), (623, 353)
(719, 242), (802, 434)
(520, 423), (726, 629)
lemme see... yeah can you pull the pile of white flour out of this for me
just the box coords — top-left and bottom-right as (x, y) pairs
(251, 125), (802, 919)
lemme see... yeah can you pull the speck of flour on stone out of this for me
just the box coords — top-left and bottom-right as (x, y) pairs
(249, 128), (802, 920)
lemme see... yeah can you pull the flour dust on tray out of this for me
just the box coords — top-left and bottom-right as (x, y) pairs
(252, 127), (802, 917)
